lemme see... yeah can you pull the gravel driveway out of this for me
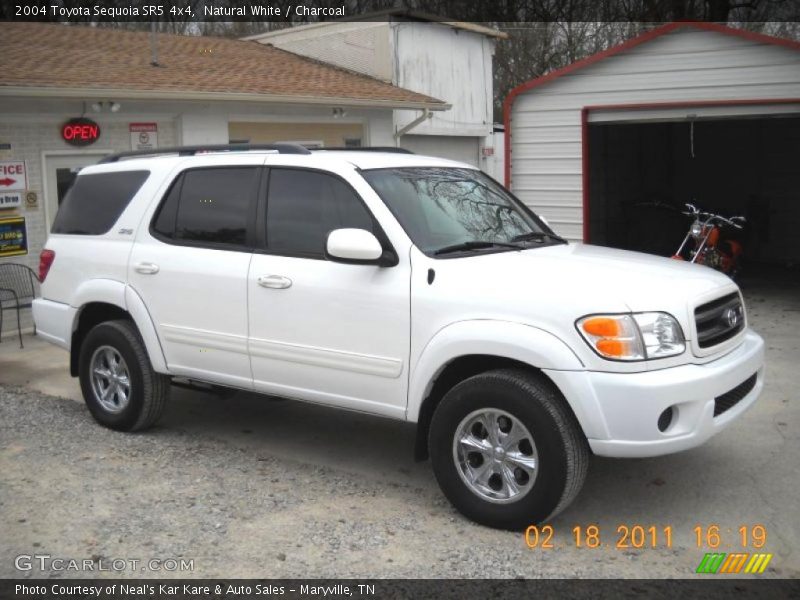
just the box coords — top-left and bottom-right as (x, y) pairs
(1, 281), (798, 579)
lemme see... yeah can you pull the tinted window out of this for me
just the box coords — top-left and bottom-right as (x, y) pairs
(52, 170), (149, 235)
(151, 176), (181, 238)
(152, 167), (259, 248)
(266, 168), (374, 257)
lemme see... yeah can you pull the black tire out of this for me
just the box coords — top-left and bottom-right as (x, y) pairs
(78, 319), (169, 432)
(429, 368), (589, 530)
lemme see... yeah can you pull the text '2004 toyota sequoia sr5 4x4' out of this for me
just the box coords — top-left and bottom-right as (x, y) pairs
(33, 144), (765, 530)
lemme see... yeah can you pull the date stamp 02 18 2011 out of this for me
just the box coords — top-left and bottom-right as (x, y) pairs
(524, 524), (768, 551)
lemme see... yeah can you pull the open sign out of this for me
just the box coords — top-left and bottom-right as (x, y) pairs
(61, 118), (101, 147)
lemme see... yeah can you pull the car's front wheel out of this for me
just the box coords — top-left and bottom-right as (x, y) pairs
(78, 319), (169, 431)
(429, 368), (589, 530)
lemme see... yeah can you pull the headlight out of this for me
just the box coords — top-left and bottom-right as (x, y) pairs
(633, 312), (686, 359)
(690, 221), (703, 237)
(576, 313), (685, 361)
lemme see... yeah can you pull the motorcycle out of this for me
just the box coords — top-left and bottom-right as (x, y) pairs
(672, 203), (745, 278)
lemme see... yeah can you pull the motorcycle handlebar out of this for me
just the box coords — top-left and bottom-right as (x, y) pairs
(708, 214), (746, 229)
(682, 203), (745, 228)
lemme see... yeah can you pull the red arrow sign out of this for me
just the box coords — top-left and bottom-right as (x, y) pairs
(0, 178), (16, 187)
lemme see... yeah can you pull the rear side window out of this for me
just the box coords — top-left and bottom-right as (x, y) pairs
(266, 168), (374, 257)
(52, 170), (149, 235)
(152, 167), (259, 248)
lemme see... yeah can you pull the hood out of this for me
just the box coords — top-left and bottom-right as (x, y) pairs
(425, 242), (737, 331)
(512, 243), (734, 311)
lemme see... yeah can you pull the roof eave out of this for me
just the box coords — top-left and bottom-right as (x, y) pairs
(244, 10), (508, 41)
(0, 86), (451, 111)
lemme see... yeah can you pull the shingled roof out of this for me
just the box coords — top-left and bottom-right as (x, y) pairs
(0, 22), (449, 110)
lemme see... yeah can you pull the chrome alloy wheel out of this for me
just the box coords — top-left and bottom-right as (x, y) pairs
(452, 408), (539, 504)
(90, 345), (131, 414)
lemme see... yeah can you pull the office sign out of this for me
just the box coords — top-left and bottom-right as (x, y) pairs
(0, 160), (27, 191)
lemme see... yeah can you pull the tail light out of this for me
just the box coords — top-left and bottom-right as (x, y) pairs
(39, 249), (55, 282)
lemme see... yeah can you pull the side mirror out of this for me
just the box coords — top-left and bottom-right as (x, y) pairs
(326, 228), (388, 265)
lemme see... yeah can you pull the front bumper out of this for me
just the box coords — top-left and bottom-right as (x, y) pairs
(551, 330), (765, 458)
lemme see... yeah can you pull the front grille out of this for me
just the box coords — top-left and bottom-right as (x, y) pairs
(695, 292), (745, 348)
(714, 373), (757, 417)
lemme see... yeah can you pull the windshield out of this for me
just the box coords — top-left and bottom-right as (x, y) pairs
(362, 167), (562, 256)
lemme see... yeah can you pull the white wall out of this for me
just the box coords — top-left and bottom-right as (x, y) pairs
(510, 27), (800, 241)
(179, 114), (229, 145)
(0, 104), (178, 276)
(394, 22), (494, 138)
(0, 95), (394, 270)
(247, 22), (393, 82)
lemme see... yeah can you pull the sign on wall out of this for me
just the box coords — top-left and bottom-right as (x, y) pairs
(0, 191), (23, 209)
(130, 122), (158, 151)
(0, 215), (28, 257)
(0, 160), (27, 191)
(61, 118), (101, 147)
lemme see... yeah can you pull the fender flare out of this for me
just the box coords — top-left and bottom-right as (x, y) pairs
(406, 320), (607, 440)
(71, 278), (126, 310)
(124, 285), (169, 374)
(407, 320), (582, 421)
(69, 279), (168, 374)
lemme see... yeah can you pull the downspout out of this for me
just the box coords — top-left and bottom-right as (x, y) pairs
(150, 22), (159, 67)
(394, 108), (432, 139)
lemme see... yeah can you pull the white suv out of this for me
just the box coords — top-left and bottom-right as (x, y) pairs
(33, 144), (765, 529)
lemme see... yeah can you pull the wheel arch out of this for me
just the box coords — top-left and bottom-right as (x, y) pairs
(408, 320), (587, 461)
(69, 283), (168, 377)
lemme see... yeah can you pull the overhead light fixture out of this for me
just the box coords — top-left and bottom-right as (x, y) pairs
(89, 101), (121, 113)
(332, 107), (347, 119)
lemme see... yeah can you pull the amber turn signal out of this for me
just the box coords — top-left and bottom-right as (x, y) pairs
(596, 338), (629, 357)
(581, 316), (622, 337)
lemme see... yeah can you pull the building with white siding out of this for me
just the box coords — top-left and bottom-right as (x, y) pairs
(246, 11), (507, 177)
(0, 22), (449, 337)
(505, 22), (800, 265)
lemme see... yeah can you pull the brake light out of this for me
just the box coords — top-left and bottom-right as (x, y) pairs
(39, 249), (55, 282)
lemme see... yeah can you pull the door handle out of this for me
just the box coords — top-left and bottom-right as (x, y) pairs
(135, 262), (160, 275)
(257, 275), (292, 289)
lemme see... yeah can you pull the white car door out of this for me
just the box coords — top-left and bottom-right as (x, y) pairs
(128, 157), (263, 389)
(247, 165), (410, 419)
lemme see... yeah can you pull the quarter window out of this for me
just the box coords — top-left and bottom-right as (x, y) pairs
(266, 168), (374, 257)
(52, 170), (149, 235)
(152, 167), (259, 248)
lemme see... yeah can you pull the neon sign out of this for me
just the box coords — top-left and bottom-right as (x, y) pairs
(61, 118), (101, 146)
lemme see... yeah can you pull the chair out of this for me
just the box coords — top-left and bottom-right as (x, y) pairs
(0, 263), (40, 348)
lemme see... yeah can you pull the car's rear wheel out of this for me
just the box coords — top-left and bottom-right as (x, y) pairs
(79, 319), (169, 431)
(429, 368), (589, 530)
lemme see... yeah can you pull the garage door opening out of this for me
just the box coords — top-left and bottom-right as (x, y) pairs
(587, 114), (800, 278)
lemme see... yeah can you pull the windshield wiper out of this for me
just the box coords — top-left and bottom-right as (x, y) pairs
(510, 231), (568, 244)
(433, 240), (524, 256)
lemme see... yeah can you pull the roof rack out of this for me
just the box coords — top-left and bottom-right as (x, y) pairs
(99, 143), (311, 163)
(315, 147), (414, 154)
